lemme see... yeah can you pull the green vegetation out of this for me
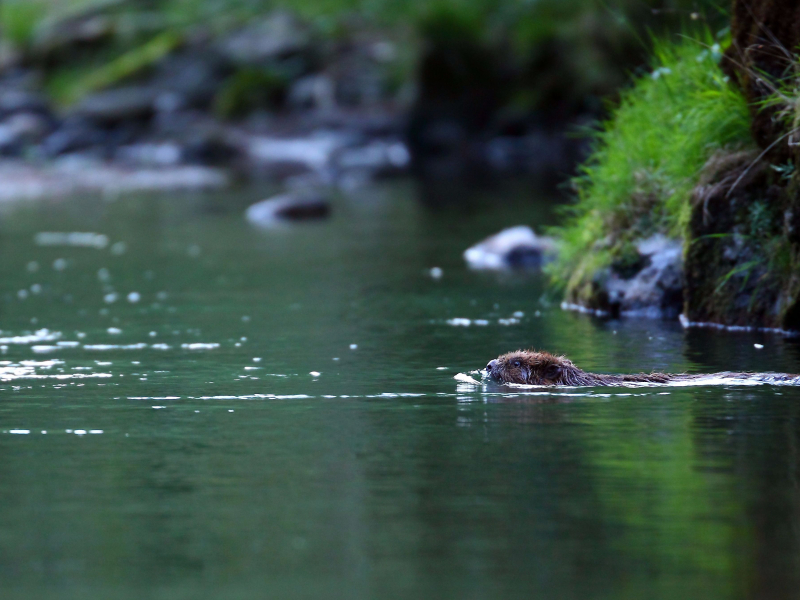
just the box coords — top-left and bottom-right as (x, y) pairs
(47, 30), (182, 104)
(214, 67), (289, 118)
(548, 31), (754, 294)
(1, 0), (722, 108)
(0, 0), (113, 47)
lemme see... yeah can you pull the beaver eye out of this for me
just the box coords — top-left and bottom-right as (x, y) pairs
(513, 360), (521, 367)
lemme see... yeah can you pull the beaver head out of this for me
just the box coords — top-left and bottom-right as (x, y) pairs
(485, 350), (583, 385)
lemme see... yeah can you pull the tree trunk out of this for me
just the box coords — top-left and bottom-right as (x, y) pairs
(723, 0), (800, 158)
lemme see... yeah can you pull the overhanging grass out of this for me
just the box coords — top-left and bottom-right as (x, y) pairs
(548, 31), (753, 293)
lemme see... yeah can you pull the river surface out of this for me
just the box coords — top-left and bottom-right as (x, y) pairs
(0, 179), (799, 600)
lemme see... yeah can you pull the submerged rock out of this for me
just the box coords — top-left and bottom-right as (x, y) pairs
(566, 234), (683, 319)
(464, 226), (557, 270)
(246, 192), (331, 225)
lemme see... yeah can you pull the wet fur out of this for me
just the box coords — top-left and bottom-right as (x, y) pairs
(486, 350), (686, 386)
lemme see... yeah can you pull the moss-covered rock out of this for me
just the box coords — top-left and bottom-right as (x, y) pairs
(680, 0), (800, 331)
(548, 32), (752, 311)
(565, 235), (683, 318)
(684, 151), (793, 328)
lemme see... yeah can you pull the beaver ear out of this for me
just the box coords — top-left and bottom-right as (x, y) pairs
(544, 364), (561, 379)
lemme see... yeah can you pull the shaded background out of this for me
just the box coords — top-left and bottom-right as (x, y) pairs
(0, 0), (724, 186)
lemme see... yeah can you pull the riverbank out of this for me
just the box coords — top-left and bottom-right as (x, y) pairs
(0, 7), (412, 196)
(548, 1), (800, 333)
(0, 0), (721, 198)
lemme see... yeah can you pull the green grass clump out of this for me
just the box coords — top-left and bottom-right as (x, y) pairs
(549, 31), (754, 293)
(47, 31), (182, 105)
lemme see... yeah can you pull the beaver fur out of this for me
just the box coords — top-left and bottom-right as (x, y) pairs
(486, 350), (800, 386)
(482, 350), (793, 387)
(485, 350), (674, 386)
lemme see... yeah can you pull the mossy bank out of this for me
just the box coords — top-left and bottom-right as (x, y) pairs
(550, 1), (800, 332)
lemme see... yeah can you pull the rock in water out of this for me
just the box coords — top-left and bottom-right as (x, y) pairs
(0, 90), (51, 118)
(566, 234), (683, 319)
(246, 192), (331, 225)
(464, 226), (557, 270)
(74, 87), (158, 124)
(603, 235), (683, 318)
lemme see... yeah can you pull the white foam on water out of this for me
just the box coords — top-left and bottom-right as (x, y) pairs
(446, 318), (472, 327)
(84, 343), (148, 351)
(0, 360), (112, 381)
(34, 232), (109, 249)
(498, 318), (521, 326)
(454, 372), (482, 385)
(0, 329), (61, 344)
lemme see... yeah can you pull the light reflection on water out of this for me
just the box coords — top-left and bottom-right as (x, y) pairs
(0, 180), (799, 599)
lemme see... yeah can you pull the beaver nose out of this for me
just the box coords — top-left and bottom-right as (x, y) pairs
(486, 360), (498, 372)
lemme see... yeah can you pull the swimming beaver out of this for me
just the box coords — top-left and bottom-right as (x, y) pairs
(484, 350), (797, 386)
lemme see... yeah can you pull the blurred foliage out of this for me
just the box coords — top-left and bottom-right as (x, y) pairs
(214, 67), (288, 118)
(0, 0), (729, 118)
(0, 0), (125, 46)
(547, 30), (753, 292)
(47, 30), (182, 104)
(1, 0), (725, 63)
(0, 1), (45, 46)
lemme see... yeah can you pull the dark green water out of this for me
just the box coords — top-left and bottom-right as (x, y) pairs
(0, 180), (799, 600)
